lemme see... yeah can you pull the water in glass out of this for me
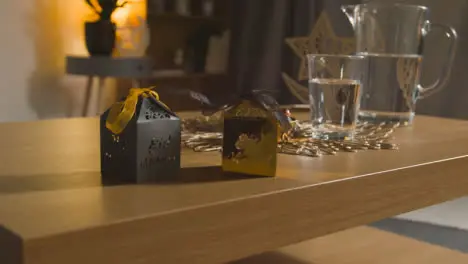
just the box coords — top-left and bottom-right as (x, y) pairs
(309, 78), (361, 139)
(358, 53), (422, 124)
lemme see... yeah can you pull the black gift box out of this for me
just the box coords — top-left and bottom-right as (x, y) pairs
(100, 89), (181, 184)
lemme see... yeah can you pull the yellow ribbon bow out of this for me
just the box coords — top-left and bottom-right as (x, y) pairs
(106, 87), (167, 135)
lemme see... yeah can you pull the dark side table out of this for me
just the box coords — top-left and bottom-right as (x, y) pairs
(66, 56), (153, 117)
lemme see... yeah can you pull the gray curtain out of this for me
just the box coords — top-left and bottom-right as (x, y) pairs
(227, 0), (361, 103)
(228, 0), (468, 119)
(413, 0), (468, 120)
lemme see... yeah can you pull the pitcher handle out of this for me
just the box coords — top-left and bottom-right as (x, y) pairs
(418, 22), (458, 99)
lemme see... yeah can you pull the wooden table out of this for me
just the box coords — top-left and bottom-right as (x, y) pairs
(1, 114), (468, 264)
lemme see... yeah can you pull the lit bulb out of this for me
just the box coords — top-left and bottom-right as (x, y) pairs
(112, 6), (131, 25)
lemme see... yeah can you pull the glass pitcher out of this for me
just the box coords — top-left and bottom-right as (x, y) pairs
(342, 3), (457, 124)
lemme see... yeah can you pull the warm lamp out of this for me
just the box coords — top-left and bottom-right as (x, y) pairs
(112, 0), (146, 25)
(113, 0), (150, 57)
(83, 0), (147, 57)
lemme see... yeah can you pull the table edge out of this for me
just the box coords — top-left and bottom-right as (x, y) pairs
(2, 155), (468, 264)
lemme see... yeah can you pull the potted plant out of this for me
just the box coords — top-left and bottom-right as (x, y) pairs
(85, 0), (128, 56)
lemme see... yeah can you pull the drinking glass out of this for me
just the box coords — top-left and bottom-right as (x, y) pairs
(307, 54), (366, 139)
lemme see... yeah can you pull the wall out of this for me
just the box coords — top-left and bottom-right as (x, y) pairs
(0, 0), (118, 123)
(2, 0), (467, 122)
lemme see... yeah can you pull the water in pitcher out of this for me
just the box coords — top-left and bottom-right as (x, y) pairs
(308, 78), (361, 139)
(358, 53), (423, 124)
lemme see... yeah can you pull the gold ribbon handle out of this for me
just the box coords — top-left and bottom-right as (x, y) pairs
(106, 88), (163, 134)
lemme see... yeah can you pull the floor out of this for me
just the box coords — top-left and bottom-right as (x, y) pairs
(370, 197), (468, 253)
(371, 218), (468, 253)
(397, 197), (468, 230)
(234, 226), (468, 264)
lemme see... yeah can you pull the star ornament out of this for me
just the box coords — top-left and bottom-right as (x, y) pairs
(285, 12), (355, 81)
